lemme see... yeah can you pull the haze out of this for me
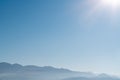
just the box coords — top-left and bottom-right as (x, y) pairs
(1, 0), (120, 76)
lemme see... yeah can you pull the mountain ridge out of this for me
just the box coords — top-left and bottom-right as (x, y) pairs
(0, 62), (93, 74)
(0, 62), (119, 80)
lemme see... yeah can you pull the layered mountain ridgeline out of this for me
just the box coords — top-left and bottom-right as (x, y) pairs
(0, 62), (119, 80)
(0, 62), (72, 73)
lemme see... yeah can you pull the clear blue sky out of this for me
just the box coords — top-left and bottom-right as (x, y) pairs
(1, 0), (120, 75)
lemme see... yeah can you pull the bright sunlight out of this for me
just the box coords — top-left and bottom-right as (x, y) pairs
(101, 0), (120, 7)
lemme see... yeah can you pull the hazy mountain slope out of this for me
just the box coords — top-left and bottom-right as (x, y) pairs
(0, 62), (119, 80)
(0, 62), (94, 80)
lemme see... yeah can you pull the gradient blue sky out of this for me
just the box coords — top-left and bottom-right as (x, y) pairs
(1, 0), (120, 75)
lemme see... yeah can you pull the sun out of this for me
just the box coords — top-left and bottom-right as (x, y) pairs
(101, 0), (120, 7)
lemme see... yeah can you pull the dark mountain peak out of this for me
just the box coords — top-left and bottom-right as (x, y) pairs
(0, 62), (23, 68)
(43, 66), (54, 68)
(0, 62), (11, 66)
(12, 63), (23, 68)
(24, 65), (39, 68)
(0, 62), (12, 69)
(43, 66), (58, 70)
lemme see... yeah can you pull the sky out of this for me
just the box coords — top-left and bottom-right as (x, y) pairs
(1, 0), (120, 76)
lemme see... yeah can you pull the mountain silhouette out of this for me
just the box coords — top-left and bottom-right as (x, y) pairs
(0, 62), (73, 73)
(0, 62), (119, 80)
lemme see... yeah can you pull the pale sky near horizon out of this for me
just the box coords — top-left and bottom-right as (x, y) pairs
(1, 0), (120, 76)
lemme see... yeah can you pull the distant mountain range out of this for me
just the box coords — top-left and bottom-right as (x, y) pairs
(0, 62), (119, 80)
(0, 62), (71, 73)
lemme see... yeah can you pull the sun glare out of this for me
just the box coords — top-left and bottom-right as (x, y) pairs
(101, 0), (120, 7)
